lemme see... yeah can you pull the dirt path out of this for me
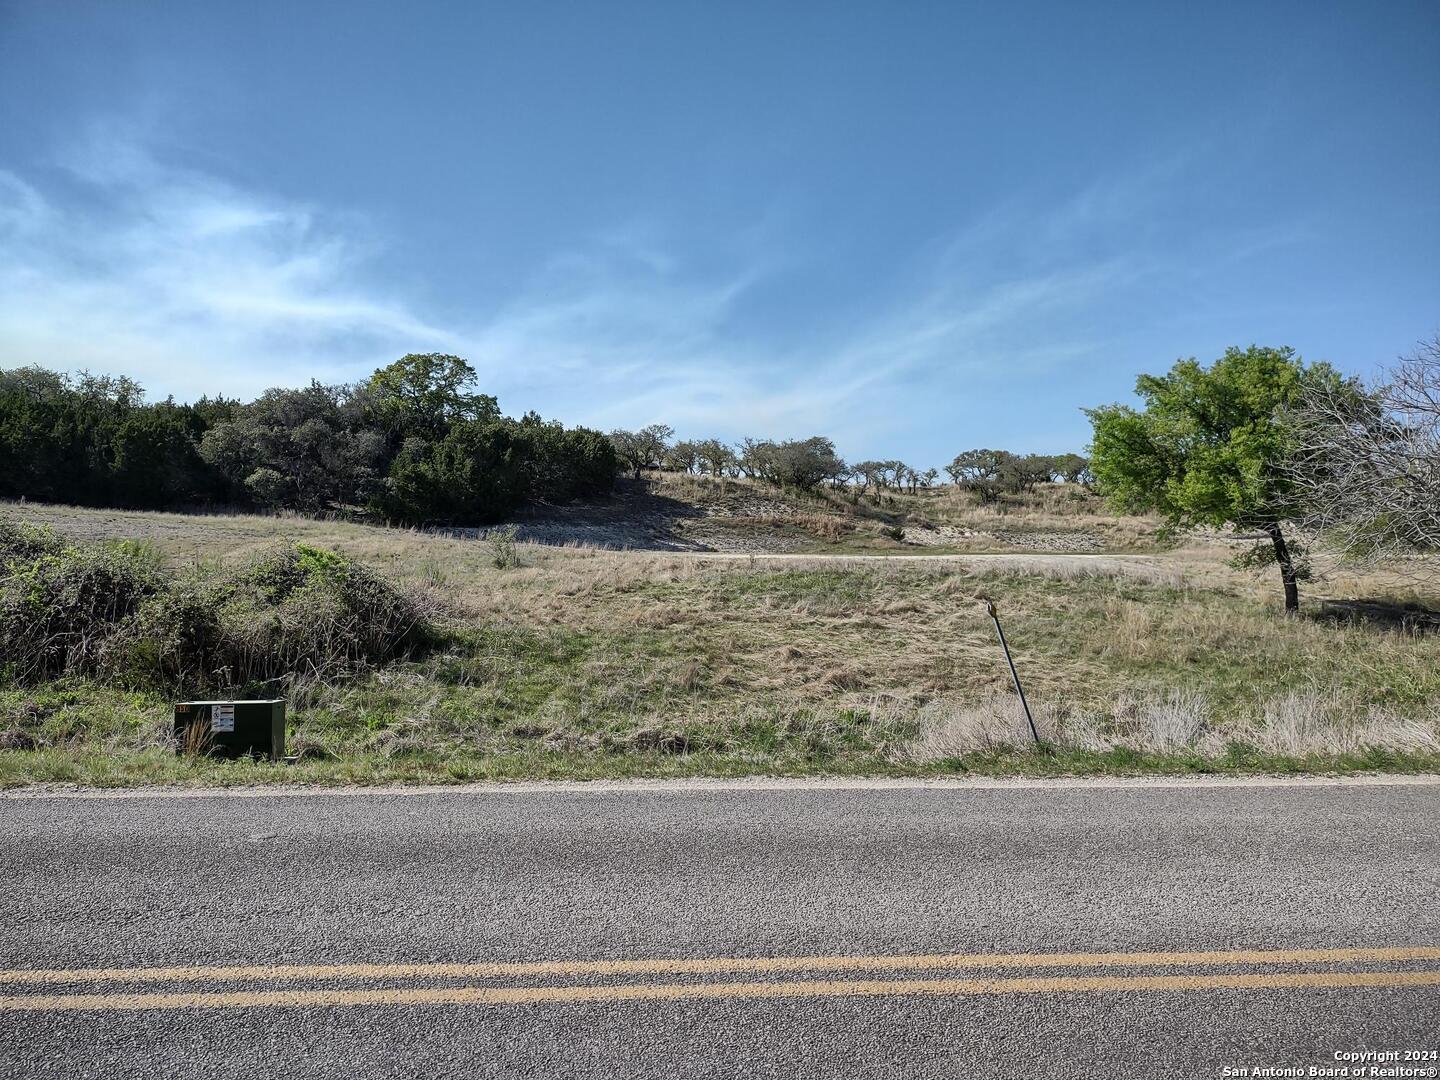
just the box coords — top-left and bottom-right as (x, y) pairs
(629, 550), (1158, 562)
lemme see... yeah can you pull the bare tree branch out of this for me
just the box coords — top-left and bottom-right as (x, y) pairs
(1289, 334), (1440, 567)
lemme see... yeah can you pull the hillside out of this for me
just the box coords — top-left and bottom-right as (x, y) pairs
(3, 473), (1166, 556)
(466, 472), (1167, 555)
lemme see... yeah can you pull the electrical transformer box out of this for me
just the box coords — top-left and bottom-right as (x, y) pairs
(174, 700), (286, 760)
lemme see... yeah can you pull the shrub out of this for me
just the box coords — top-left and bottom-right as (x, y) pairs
(215, 543), (435, 682)
(0, 516), (64, 568)
(107, 580), (230, 691)
(114, 543), (435, 693)
(1, 524), (436, 694)
(486, 525), (521, 569)
(0, 538), (164, 682)
(244, 467), (293, 509)
(797, 514), (849, 543)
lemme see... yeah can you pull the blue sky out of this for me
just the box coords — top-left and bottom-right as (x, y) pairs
(1, 1), (1437, 467)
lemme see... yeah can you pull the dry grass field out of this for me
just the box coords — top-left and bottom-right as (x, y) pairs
(2, 479), (1437, 787)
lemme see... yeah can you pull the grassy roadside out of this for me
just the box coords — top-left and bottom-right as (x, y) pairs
(4, 740), (1439, 791)
(2, 501), (1437, 789)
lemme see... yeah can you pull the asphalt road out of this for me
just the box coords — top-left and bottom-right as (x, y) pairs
(0, 777), (1436, 1079)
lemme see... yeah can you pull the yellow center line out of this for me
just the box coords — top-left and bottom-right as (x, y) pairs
(0, 946), (1436, 987)
(2, 970), (1437, 1012)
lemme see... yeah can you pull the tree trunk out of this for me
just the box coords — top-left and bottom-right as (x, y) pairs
(1264, 522), (1300, 614)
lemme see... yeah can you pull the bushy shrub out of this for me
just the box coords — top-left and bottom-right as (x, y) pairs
(243, 467), (293, 508)
(485, 525), (521, 569)
(107, 580), (230, 691)
(217, 543), (434, 680)
(107, 543), (436, 693)
(1, 522), (436, 694)
(0, 535), (164, 681)
(0, 516), (65, 568)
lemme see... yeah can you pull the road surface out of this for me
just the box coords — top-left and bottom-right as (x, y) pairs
(1, 777), (1436, 1079)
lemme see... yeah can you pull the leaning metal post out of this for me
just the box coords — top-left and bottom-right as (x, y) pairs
(984, 598), (1041, 747)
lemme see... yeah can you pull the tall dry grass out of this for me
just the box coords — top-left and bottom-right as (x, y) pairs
(895, 689), (1440, 761)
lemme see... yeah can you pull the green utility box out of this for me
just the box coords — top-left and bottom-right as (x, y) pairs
(174, 700), (286, 760)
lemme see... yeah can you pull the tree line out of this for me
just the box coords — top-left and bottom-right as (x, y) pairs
(7, 336), (1430, 605)
(607, 424), (1090, 501)
(0, 354), (616, 525)
(0, 352), (1091, 526)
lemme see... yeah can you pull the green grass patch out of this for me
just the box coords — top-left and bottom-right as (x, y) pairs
(2, 742), (1436, 791)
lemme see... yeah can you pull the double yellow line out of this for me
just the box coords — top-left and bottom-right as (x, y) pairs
(1, 947), (1437, 1012)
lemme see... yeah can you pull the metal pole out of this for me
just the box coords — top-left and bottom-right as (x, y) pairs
(984, 598), (1041, 747)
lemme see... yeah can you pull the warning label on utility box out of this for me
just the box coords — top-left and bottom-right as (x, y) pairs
(212, 705), (235, 733)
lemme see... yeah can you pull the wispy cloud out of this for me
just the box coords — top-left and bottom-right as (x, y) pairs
(0, 137), (457, 398)
(1, 131), (1209, 456)
(480, 213), (1147, 453)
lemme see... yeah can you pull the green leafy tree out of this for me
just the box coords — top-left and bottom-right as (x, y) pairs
(1086, 345), (1346, 612)
(609, 424), (674, 479)
(0, 361), (613, 523)
(375, 416), (616, 525)
(108, 405), (213, 507)
(375, 420), (530, 525)
(1051, 453), (1091, 484)
(693, 439), (734, 477)
(199, 382), (384, 511)
(0, 367), (223, 508)
(366, 354), (499, 444)
(514, 413), (618, 501)
(945, 449), (1015, 503)
(1003, 453), (1056, 493)
(769, 436), (846, 490)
